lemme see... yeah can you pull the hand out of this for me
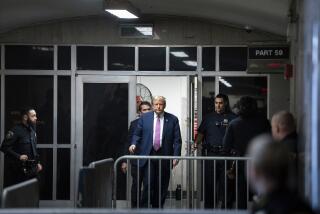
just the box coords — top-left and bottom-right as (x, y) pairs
(191, 143), (201, 152)
(37, 163), (43, 172)
(173, 159), (179, 168)
(121, 162), (127, 174)
(129, 145), (136, 154)
(20, 155), (28, 161)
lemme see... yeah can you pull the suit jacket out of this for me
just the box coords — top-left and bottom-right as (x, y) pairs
(131, 111), (182, 167)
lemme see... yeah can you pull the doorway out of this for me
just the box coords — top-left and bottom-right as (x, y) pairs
(75, 75), (136, 203)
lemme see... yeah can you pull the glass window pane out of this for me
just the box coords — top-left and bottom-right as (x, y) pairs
(170, 47), (197, 71)
(139, 47), (166, 71)
(202, 77), (216, 118)
(219, 47), (248, 71)
(57, 148), (70, 200)
(83, 83), (128, 165)
(5, 45), (53, 70)
(38, 148), (53, 200)
(58, 76), (71, 144)
(202, 47), (216, 71)
(58, 46), (71, 70)
(5, 76), (53, 144)
(219, 77), (268, 116)
(108, 47), (135, 71)
(83, 83), (128, 199)
(77, 46), (104, 70)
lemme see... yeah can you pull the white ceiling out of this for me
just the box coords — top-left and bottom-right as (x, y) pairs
(0, 0), (291, 35)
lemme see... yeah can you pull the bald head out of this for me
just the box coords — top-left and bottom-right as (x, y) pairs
(271, 111), (296, 141)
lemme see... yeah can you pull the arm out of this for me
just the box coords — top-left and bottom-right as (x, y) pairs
(193, 118), (206, 150)
(0, 129), (22, 160)
(129, 117), (143, 154)
(173, 118), (182, 167)
(121, 120), (136, 173)
(223, 124), (234, 155)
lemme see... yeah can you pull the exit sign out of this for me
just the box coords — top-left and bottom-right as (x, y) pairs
(249, 47), (289, 59)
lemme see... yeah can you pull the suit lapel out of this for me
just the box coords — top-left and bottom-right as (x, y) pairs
(150, 112), (154, 134)
(162, 112), (168, 141)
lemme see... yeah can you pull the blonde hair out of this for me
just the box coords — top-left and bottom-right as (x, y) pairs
(152, 96), (166, 105)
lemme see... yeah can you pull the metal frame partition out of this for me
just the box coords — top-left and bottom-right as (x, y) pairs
(0, 43), (270, 208)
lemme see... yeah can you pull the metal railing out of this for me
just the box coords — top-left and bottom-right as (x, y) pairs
(1, 178), (39, 208)
(0, 208), (249, 214)
(114, 156), (251, 210)
(77, 158), (114, 208)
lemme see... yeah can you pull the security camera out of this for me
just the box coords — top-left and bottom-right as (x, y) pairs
(244, 25), (252, 33)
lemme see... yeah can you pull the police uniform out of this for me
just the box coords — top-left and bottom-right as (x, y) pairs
(0, 123), (39, 187)
(198, 111), (237, 208)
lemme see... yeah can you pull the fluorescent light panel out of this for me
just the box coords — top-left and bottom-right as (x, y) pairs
(183, 60), (197, 67)
(135, 27), (153, 36)
(219, 77), (232, 87)
(171, 51), (189, 58)
(105, 9), (138, 19)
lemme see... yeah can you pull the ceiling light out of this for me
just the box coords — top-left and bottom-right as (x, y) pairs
(171, 51), (189, 58)
(183, 60), (197, 67)
(219, 77), (232, 87)
(105, 10), (138, 19)
(105, 0), (139, 19)
(135, 27), (153, 36)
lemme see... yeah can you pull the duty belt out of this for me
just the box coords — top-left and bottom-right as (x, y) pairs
(203, 144), (224, 153)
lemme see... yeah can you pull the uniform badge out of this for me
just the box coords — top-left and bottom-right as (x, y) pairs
(5, 131), (14, 140)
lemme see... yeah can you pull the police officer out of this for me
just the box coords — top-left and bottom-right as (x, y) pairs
(195, 93), (237, 208)
(0, 108), (42, 187)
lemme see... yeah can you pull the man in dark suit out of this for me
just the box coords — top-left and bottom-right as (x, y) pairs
(129, 96), (182, 208)
(121, 101), (152, 208)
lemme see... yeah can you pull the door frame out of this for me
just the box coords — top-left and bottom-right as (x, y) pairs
(74, 75), (136, 206)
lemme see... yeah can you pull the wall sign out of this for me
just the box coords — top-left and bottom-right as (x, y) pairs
(247, 46), (290, 74)
(248, 47), (289, 59)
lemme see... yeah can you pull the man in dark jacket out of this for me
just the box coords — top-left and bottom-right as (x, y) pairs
(223, 96), (270, 209)
(0, 108), (42, 187)
(271, 110), (298, 191)
(247, 134), (314, 214)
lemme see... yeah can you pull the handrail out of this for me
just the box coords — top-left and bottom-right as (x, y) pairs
(89, 158), (114, 168)
(113, 155), (252, 209)
(1, 178), (39, 208)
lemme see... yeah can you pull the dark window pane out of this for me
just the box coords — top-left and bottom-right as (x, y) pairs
(58, 76), (71, 144)
(5, 45), (53, 70)
(38, 148), (53, 200)
(83, 83), (128, 165)
(83, 83), (128, 199)
(219, 77), (268, 116)
(219, 47), (248, 71)
(5, 76), (53, 144)
(57, 148), (70, 200)
(77, 46), (104, 70)
(58, 46), (71, 70)
(108, 47), (134, 71)
(202, 77), (216, 118)
(202, 47), (216, 71)
(170, 47), (197, 71)
(139, 47), (166, 71)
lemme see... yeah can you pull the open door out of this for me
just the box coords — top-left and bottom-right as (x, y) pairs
(75, 75), (136, 205)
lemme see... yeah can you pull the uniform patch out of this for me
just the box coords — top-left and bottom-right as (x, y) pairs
(5, 131), (14, 140)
